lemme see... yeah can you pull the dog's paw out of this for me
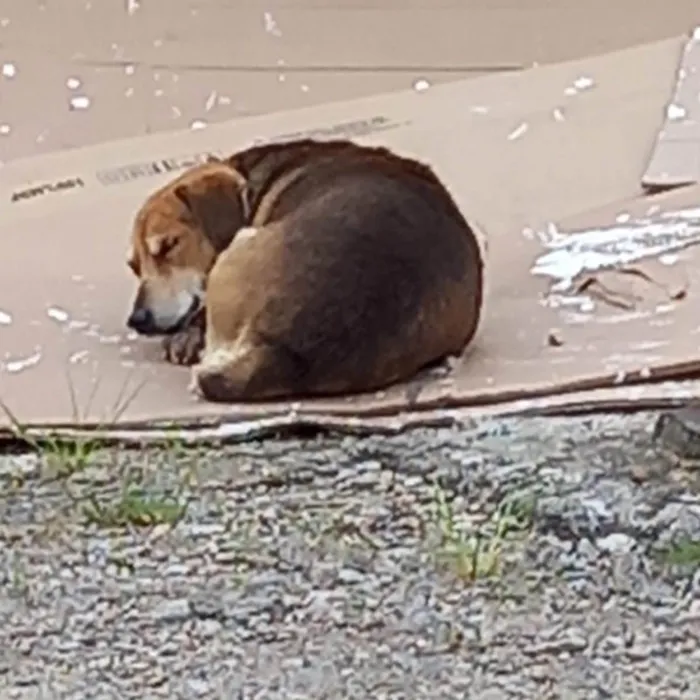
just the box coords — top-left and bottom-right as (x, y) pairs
(162, 326), (204, 366)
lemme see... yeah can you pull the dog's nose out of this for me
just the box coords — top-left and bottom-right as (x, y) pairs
(127, 307), (155, 334)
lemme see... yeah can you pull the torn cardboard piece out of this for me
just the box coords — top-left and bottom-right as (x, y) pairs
(643, 27), (700, 189)
(0, 36), (693, 434)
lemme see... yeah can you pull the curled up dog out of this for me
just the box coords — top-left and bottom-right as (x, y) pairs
(125, 138), (484, 403)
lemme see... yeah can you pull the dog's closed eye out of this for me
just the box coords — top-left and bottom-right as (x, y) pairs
(146, 235), (180, 259)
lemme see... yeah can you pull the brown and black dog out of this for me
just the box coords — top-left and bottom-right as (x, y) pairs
(126, 138), (484, 403)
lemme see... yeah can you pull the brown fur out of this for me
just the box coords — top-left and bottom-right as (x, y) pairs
(126, 138), (484, 403)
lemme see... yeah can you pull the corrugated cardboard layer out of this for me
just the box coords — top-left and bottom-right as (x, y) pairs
(643, 28), (700, 188)
(0, 38), (690, 430)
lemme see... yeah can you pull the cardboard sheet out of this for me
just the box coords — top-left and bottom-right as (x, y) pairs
(643, 28), (700, 189)
(0, 36), (694, 434)
(1, 0), (700, 163)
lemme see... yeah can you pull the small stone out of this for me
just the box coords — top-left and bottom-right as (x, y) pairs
(196, 619), (222, 638)
(597, 533), (636, 554)
(653, 408), (700, 460)
(629, 464), (655, 483)
(528, 631), (588, 656)
(576, 538), (599, 561)
(185, 679), (211, 696)
(186, 523), (225, 538)
(337, 568), (365, 585)
(626, 645), (653, 661)
(190, 597), (223, 620)
(147, 671), (168, 687)
(165, 564), (190, 577)
(152, 598), (191, 624)
(530, 664), (551, 682)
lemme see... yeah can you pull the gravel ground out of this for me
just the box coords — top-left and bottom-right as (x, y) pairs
(2, 411), (700, 699)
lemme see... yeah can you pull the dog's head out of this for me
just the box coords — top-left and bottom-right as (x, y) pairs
(126, 159), (248, 336)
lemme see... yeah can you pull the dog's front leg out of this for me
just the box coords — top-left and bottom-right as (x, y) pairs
(162, 307), (206, 366)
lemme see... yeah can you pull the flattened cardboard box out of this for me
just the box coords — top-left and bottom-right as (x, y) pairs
(0, 37), (690, 432)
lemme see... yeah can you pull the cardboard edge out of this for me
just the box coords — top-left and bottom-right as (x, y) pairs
(4, 378), (700, 446)
(641, 25), (700, 190)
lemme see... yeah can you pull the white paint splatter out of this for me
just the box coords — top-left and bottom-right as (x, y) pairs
(4, 348), (42, 374)
(47, 306), (69, 323)
(667, 103), (687, 121)
(0, 124), (11, 136)
(531, 205), (700, 286)
(66, 76), (81, 90)
(573, 76), (594, 91)
(564, 76), (595, 97)
(189, 119), (207, 131)
(412, 78), (431, 92)
(69, 350), (89, 364)
(507, 122), (528, 141)
(126, 0), (140, 14)
(69, 95), (91, 110)
(263, 11), (282, 36)
(552, 108), (565, 122)
(204, 91), (218, 112)
(0, 310), (11, 324)
(1, 62), (16, 78)
(613, 370), (626, 385)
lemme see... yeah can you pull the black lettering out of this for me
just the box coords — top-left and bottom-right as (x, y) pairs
(10, 177), (84, 203)
(95, 151), (219, 187)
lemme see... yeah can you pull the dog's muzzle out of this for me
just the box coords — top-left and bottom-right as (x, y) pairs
(126, 307), (158, 336)
(126, 294), (202, 336)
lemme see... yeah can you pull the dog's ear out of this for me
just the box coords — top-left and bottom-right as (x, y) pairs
(174, 166), (248, 253)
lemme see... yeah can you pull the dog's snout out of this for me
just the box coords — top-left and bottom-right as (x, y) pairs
(127, 307), (156, 335)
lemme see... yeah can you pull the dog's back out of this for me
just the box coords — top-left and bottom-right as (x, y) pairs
(196, 140), (484, 402)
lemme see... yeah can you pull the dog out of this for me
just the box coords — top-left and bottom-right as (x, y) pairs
(126, 138), (484, 403)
